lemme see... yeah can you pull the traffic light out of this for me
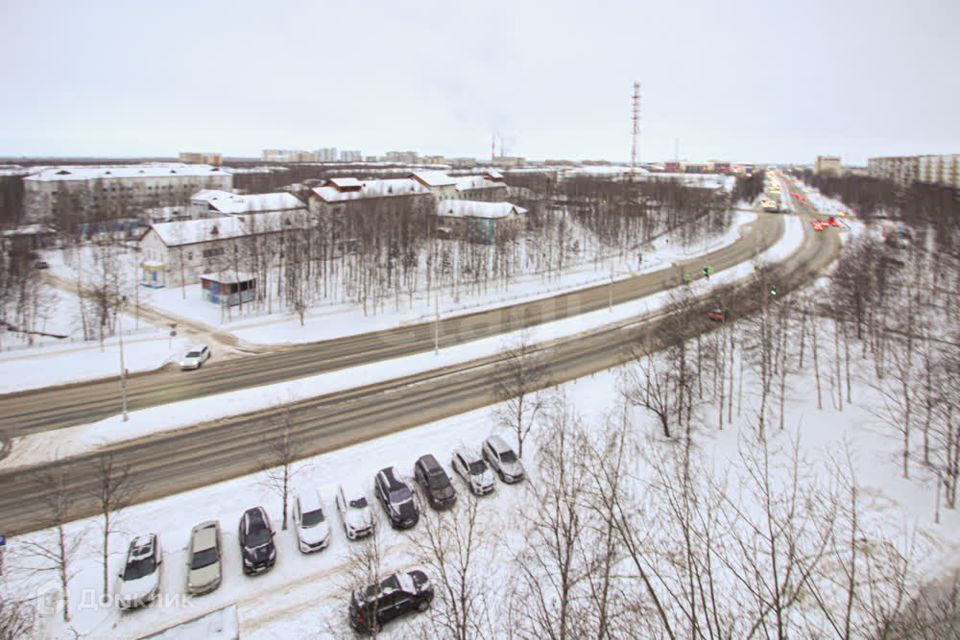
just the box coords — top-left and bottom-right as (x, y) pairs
(770, 285), (778, 297)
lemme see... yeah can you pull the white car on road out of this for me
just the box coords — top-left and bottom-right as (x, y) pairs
(180, 345), (211, 370)
(293, 490), (332, 553)
(117, 534), (162, 610)
(335, 484), (375, 540)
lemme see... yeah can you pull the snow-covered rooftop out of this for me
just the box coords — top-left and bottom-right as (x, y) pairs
(0, 223), (57, 237)
(453, 175), (507, 192)
(436, 199), (527, 219)
(143, 210), (310, 247)
(191, 190), (305, 214)
(327, 177), (363, 189)
(24, 163), (230, 182)
(411, 171), (457, 187)
(311, 178), (430, 203)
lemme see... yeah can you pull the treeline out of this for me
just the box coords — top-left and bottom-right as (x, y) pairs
(807, 173), (960, 258)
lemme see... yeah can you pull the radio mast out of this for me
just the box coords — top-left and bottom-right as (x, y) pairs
(631, 81), (641, 176)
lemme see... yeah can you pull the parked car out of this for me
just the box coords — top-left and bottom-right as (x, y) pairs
(32, 260), (49, 270)
(293, 490), (331, 553)
(374, 467), (419, 529)
(348, 570), (433, 634)
(186, 521), (223, 595)
(451, 448), (495, 496)
(706, 307), (727, 322)
(482, 435), (525, 483)
(413, 454), (457, 510)
(179, 345), (211, 370)
(238, 507), (276, 575)
(335, 484), (375, 540)
(117, 534), (162, 610)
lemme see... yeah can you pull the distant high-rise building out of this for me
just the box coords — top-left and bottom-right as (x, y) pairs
(314, 147), (338, 162)
(867, 156), (920, 187)
(261, 149), (314, 162)
(384, 151), (421, 164)
(339, 150), (362, 162)
(179, 152), (222, 166)
(815, 155), (842, 176)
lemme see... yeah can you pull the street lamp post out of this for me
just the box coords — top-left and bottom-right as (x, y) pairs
(118, 295), (129, 422)
(608, 261), (614, 312)
(434, 292), (440, 355)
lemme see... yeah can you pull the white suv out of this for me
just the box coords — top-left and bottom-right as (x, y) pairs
(335, 484), (375, 540)
(452, 448), (495, 496)
(293, 490), (332, 553)
(117, 534), (162, 609)
(482, 435), (525, 483)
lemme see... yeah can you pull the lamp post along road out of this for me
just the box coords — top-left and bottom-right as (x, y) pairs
(118, 296), (129, 422)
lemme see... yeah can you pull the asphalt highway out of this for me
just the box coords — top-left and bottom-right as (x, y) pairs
(0, 212), (782, 438)
(0, 204), (842, 536)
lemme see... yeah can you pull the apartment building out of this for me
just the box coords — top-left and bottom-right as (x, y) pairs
(339, 150), (362, 162)
(384, 151), (421, 164)
(138, 208), (311, 288)
(815, 155), (842, 176)
(179, 152), (222, 166)
(190, 190), (306, 217)
(451, 170), (508, 201)
(867, 156), (919, 187)
(261, 149), (314, 162)
(314, 148), (338, 162)
(918, 154), (960, 189)
(411, 171), (459, 200)
(308, 177), (432, 218)
(435, 200), (526, 243)
(23, 164), (233, 225)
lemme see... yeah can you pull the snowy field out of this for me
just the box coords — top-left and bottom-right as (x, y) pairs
(3, 297), (958, 639)
(0, 215), (802, 468)
(0, 284), (191, 394)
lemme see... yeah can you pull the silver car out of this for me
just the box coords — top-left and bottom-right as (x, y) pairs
(180, 345), (211, 370)
(482, 435), (525, 483)
(186, 521), (222, 595)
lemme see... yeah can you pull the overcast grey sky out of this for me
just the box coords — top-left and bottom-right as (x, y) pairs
(1, 0), (957, 164)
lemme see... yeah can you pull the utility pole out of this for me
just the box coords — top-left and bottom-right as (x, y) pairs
(434, 292), (440, 355)
(609, 260), (615, 312)
(118, 295), (129, 422)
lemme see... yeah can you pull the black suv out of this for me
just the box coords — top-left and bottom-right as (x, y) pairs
(374, 466), (419, 529)
(238, 507), (276, 575)
(349, 570), (433, 634)
(413, 454), (457, 510)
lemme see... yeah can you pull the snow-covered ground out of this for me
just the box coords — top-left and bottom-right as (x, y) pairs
(0, 211), (758, 395)
(107, 210), (755, 346)
(4, 286), (958, 639)
(0, 284), (191, 394)
(0, 215), (802, 469)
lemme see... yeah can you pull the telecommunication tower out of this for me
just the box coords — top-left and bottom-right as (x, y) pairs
(631, 81), (641, 174)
